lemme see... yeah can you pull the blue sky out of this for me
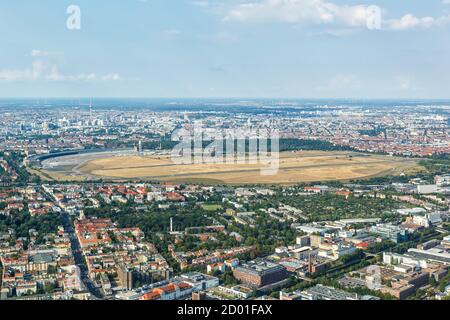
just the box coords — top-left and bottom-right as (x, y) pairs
(0, 0), (450, 99)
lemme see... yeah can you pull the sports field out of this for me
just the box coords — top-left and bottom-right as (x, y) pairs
(74, 151), (421, 185)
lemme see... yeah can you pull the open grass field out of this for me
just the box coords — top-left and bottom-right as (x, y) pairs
(74, 151), (422, 185)
(201, 204), (223, 211)
(27, 167), (87, 182)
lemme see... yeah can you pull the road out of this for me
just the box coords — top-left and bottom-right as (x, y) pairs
(39, 185), (103, 299)
(60, 212), (103, 299)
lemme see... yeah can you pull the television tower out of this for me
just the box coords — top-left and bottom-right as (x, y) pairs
(89, 98), (93, 124)
(138, 140), (143, 155)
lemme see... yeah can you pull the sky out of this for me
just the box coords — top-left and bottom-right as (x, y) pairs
(0, 0), (450, 99)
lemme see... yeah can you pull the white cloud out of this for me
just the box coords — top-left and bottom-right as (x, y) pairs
(388, 13), (450, 30)
(101, 73), (121, 81)
(0, 69), (30, 82)
(223, 0), (450, 32)
(224, 0), (370, 27)
(30, 49), (51, 57)
(0, 60), (47, 81)
(0, 50), (121, 82)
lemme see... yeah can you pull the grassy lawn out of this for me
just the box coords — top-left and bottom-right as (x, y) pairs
(201, 204), (223, 211)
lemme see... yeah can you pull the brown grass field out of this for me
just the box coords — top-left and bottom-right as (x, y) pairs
(75, 151), (422, 185)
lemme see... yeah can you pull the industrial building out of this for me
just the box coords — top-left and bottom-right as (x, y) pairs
(233, 259), (288, 288)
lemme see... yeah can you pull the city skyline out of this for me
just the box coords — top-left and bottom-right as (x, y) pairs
(0, 101), (449, 302)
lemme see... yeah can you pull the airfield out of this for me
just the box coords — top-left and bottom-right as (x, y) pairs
(36, 150), (422, 185)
